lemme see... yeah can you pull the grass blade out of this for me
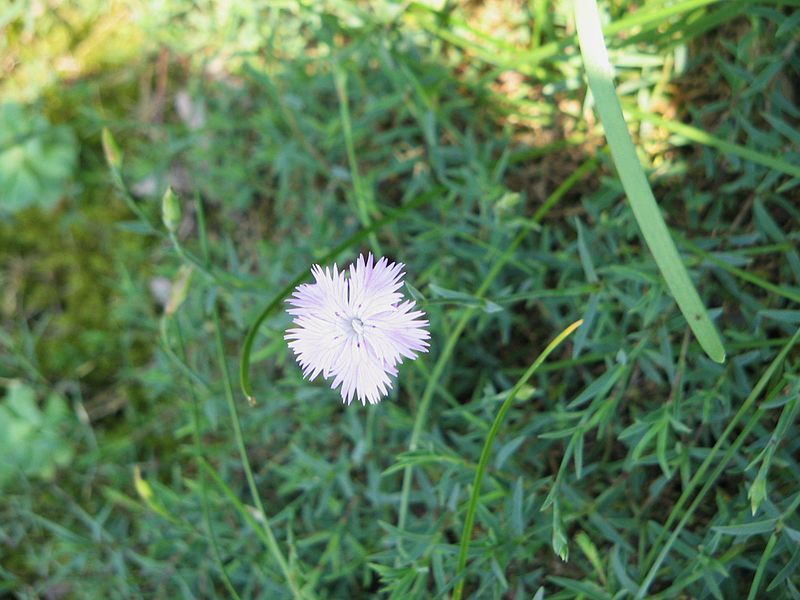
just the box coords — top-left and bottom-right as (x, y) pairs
(452, 320), (583, 600)
(629, 107), (800, 180)
(574, 0), (726, 363)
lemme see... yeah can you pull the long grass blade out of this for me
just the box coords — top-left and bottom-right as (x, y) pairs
(452, 320), (583, 600)
(574, 0), (726, 363)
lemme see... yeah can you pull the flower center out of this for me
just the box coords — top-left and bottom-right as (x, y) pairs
(350, 317), (365, 335)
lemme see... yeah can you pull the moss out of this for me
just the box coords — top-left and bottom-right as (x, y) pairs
(0, 195), (155, 388)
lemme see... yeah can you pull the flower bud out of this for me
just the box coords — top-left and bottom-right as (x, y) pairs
(161, 187), (181, 232)
(101, 128), (123, 169)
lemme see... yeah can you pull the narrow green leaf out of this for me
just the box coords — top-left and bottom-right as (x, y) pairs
(101, 127), (122, 169)
(452, 319), (583, 599)
(767, 545), (800, 592)
(712, 519), (778, 537)
(576, 531), (606, 584)
(510, 477), (524, 536)
(610, 546), (640, 595)
(747, 533), (778, 600)
(574, 0), (725, 363)
(630, 107), (800, 180)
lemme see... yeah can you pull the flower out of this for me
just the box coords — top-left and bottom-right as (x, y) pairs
(285, 253), (430, 405)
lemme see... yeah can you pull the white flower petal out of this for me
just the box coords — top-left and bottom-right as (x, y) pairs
(285, 253), (429, 405)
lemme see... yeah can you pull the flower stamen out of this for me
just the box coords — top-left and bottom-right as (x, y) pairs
(350, 317), (365, 336)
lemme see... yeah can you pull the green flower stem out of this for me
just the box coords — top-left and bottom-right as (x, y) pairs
(452, 319), (584, 600)
(211, 305), (307, 599)
(170, 318), (240, 600)
(173, 193), (306, 597)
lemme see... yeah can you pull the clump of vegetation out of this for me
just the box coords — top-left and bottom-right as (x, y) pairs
(2, 1), (799, 598)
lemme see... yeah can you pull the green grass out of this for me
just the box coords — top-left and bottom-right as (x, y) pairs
(2, 1), (800, 598)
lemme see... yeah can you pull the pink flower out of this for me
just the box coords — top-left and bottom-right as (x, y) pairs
(285, 254), (430, 405)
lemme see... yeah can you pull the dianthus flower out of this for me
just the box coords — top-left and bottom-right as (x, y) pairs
(285, 254), (429, 405)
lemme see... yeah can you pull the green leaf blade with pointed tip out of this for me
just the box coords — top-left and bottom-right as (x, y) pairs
(574, 0), (726, 363)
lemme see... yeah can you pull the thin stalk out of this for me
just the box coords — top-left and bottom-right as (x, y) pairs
(334, 66), (381, 255)
(173, 319), (240, 599)
(452, 320), (583, 600)
(211, 306), (305, 599)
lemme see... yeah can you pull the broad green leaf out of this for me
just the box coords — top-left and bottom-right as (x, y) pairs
(0, 382), (75, 489)
(0, 103), (78, 213)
